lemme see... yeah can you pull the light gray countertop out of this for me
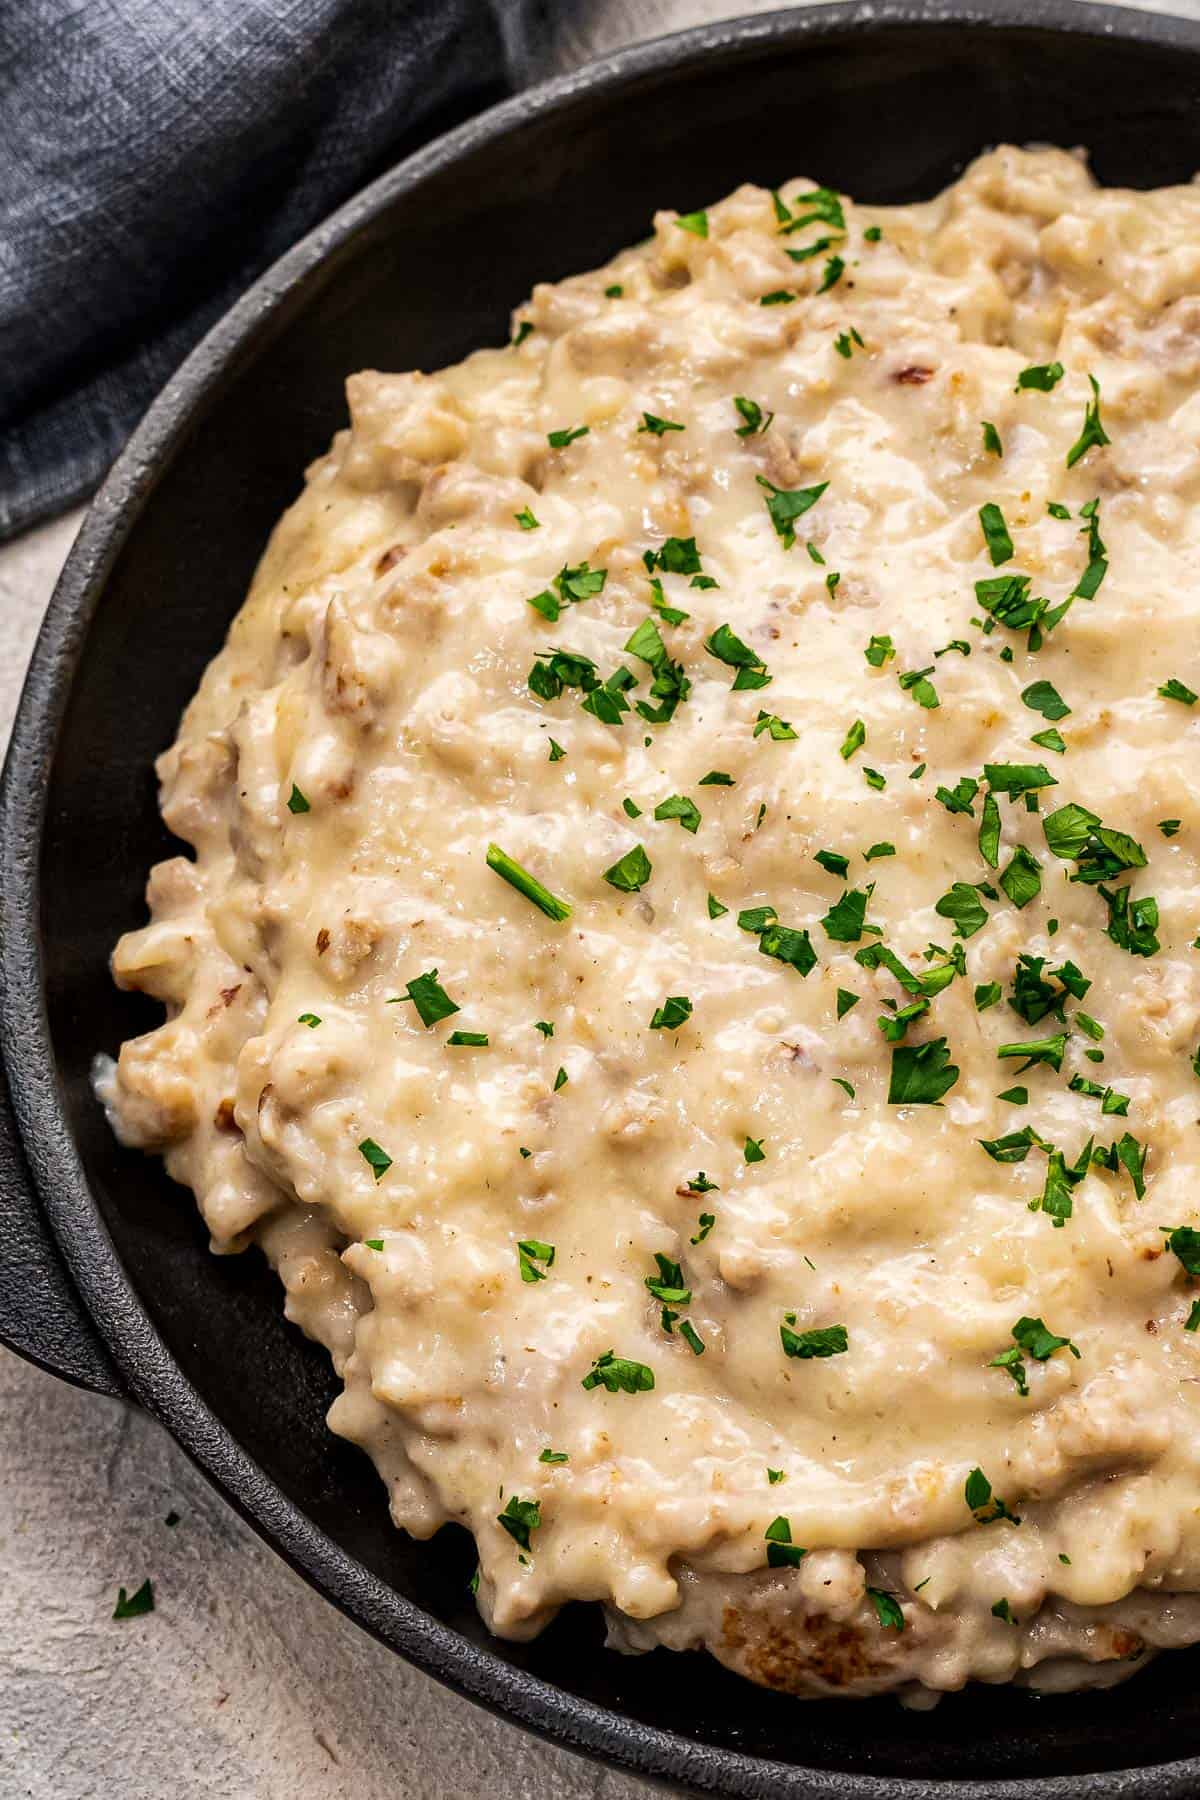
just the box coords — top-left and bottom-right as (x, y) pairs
(2, 1), (1196, 1792)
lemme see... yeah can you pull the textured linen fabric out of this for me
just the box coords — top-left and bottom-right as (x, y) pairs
(0, 0), (553, 540)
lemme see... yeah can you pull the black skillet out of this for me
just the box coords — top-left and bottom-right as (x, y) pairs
(4, 3), (1200, 1792)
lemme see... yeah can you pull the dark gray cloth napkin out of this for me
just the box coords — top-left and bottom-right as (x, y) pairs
(0, 0), (551, 540)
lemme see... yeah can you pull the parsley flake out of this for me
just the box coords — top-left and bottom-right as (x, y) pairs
(756, 474), (829, 549)
(780, 1320), (848, 1359)
(638, 412), (685, 436)
(581, 1351), (655, 1394)
(764, 1514), (805, 1568)
(603, 844), (652, 892)
(888, 1037), (960, 1104)
(649, 995), (693, 1031)
(1065, 374), (1110, 468)
(734, 396), (773, 436)
(358, 1138), (393, 1181)
(547, 425), (589, 449)
(498, 1495), (541, 1551)
(518, 1238), (555, 1283)
(979, 503), (1014, 566)
(113, 1580), (154, 1620)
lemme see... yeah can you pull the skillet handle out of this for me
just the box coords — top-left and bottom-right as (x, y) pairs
(0, 1054), (126, 1400)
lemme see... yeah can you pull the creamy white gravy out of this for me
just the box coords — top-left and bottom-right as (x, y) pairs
(101, 147), (1200, 1700)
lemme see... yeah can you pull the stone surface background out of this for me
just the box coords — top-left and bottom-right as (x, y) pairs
(1, 0), (1196, 1792)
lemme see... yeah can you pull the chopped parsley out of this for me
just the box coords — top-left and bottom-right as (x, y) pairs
(979, 503), (1014, 566)
(690, 1211), (716, 1244)
(888, 1037), (960, 1104)
(868, 1589), (905, 1631)
(863, 766), (887, 790)
(297, 1013), (321, 1028)
(760, 289), (796, 305)
(754, 710), (797, 741)
(707, 892), (729, 919)
(603, 843), (652, 892)
(547, 424), (589, 449)
(840, 719), (866, 760)
(759, 923), (818, 975)
(864, 842), (895, 861)
(393, 969), (459, 1027)
(744, 1135), (766, 1163)
(604, 284), (623, 298)
(1098, 883), (1160, 958)
(1159, 677), (1198, 706)
(553, 1066), (568, 1092)
(699, 770), (734, 786)
(764, 1514), (805, 1568)
(498, 1496), (541, 1551)
(676, 209), (708, 238)
(447, 1030), (489, 1047)
(364, 1239), (384, 1252)
(654, 793), (702, 833)
(518, 1238), (555, 1283)
(113, 1580), (155, 1620)
(734, 396), (773, 435)
(865, 634), (895, 667)
(898, 665), (939, 709)
(650, 995), (693, 1030)
(756, 474), (829, 549)
(539, 1448), (569, 1464)
(511, 320), (533, 347)
(548, 739), (565, 761)
(780, 1319), (848, 1359)
(822, 885), (873, 943)
(705, 622), (770, 689)
(818, 254), (845, 293)
(1015, 362), (1064, 392)
(1160, 819), (1182, 837)
(286, 783), (310, 814)
(515, 507), (540, 530)
(991, 1599), (1017, 1625)
(1065, 373), (1110, 468)
(638, 412), (685, 436)
(999, 845), (1042, 909)
(984, 762), (1057, 798)
(989, 1315), (1080, 1396)
(834, 326), (865, 359)
(581, 1351), (655, 1393)
(997, 1031), (1068, 1074)
(1022, 680), (1070, 720)
(645, 1253), (690, 1307)
(935, 882), (989, 939)
(486, 843), (572, 923)
(836, 988), (860, 1018)
(815, 848), (851, 876)
(965, 1466), (1021, 1525)
(975, 982), (1002, 1010)
(358, 1138), (393, 1181)
(1031, 728), (1066, 754)
(767, 1467), (785, 1485)
(982, 420), (1003, 456)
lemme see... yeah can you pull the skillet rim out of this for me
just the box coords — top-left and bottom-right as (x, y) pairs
(5, 3), (1200, 1792)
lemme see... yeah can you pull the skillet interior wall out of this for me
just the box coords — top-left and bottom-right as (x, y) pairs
(38, 10), (1200, 1782)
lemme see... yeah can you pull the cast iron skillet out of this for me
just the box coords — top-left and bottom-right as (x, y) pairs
(4, 2), (1200, 1792)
